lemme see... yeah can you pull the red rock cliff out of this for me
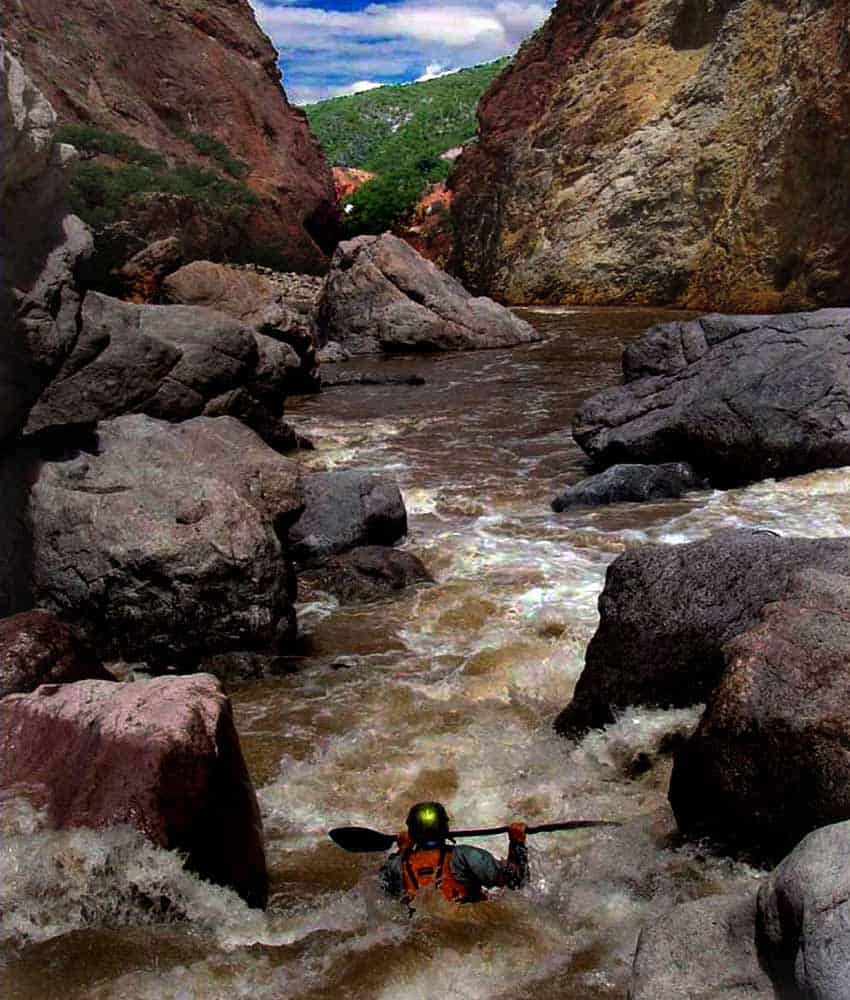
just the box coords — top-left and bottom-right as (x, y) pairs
(4, 0), (338, 273)
(450, 0), (850, 311)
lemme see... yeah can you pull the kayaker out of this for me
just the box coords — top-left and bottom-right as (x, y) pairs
(379, 801), (528, 909)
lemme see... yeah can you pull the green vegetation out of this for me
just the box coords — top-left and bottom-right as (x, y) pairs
(181, 130), (250, 179)
(303, 59), (508, 236)
(59, 126), (260, 229)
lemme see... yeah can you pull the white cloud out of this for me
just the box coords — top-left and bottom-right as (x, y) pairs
(252, 1), (553, 105)
(416, 63), (459, 82)
(340, 79), (384, 95)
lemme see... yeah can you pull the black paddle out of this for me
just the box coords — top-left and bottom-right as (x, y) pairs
(329, 819), (621, 853)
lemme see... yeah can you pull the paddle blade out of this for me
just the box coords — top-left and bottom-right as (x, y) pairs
(329, 826), (398, 853)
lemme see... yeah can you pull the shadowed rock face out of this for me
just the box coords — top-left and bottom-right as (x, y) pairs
(670, 570), (850, 860)
(0, 675), (268, 908)
(3, 0), (338, 273)
(451, 0), (850, 310)
(572, 310), (850, 487)
(554, 530), (850, 739)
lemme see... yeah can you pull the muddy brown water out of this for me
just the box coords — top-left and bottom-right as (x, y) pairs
(2, 309), (848, 999)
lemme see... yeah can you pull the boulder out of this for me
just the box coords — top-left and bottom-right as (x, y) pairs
(288, 470), (407, 564)
(114, 236), (183, 302)
(298, 546), (433, 604)
(669, 570), (850, 860)
(552, 462), (704, 511)
(162, 261), (319, 392)
(30, 414), (302, 669)
(573, 311), (850, 487)
(756, 820), (850, 999)
(0, 609), (113, 698)
(554, 529), (850, 739)
(0, 51), (92, 444)
(0, 675), (267, 908)
(317, 234), (544, 356)
(629, 893), (776, 999)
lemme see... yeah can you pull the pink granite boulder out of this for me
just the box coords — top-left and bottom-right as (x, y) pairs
(0, 674), (267, 908)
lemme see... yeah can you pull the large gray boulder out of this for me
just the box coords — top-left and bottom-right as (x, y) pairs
(554, 530), (850, 738)
(629, 893), (776, 999)
(0, 51), (93, 444)
(162, 261), (319, 393)
(670, 570), (850, 860)
(288, 470), (408, 564)
(0, 675), (267, 908)
(757, 821), (850, 1000)
(30, 414), (302, 668)
(574, 310), (850, 487)
(317, 234), (544, 356)
(25, 292), (300, 452)
(298, 545), (433, 604)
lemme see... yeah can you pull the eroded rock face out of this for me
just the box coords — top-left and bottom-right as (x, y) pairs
(0, 51), (92, 444)
(554, 530), (850, 739)
(288, 471), (407, 564)
(629, 894), (775, 999)
(573, 310), (850, 487)
(0, 675), (268, 908)
(670, 570), (850, 860)
(4, 0), (337, 273)
(0, 610), (113, 698)
(30, 415), (302, 669)
(317, 234), (543, 356)
(756, 821), (850, 999)
(551, 462), (704, 511)
(451, 0), (850, 310)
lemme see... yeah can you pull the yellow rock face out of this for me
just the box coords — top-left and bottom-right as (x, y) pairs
(451, 0), (850, 310)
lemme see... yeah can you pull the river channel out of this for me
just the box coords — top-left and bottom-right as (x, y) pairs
(3, 308), (849, 999)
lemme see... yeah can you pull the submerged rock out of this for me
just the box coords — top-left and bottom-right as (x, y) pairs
(0, 610), (113, 698)
(0, 675), (268, 908)
(30, 414), (302, 669)
(630, 893), (775, 999)
(288, 470), (407, 564)
(298, 545), (433, 604)
(552, 462), (704, 511)
(573, 310), (850, 487)
(757, 820), (850, 999)
(554, 529), (850, 739)
(670, 570), (850, 859)
(317, 234), (543, 356)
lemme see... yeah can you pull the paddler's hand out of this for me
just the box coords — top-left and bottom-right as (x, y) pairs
(396, 830), (412, 851)
(508, 822), (528, 843)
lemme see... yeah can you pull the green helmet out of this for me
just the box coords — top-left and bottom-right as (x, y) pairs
(406, 801), (450, 843)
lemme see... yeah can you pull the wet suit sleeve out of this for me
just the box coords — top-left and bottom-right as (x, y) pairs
(379, 853), (403, 898)
(452, 843), (528, 890)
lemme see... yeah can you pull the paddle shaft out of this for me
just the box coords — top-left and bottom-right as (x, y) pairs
(450, 820), (619, 838)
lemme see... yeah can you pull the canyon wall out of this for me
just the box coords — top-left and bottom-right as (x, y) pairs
(450, 0), (850, 310)
(3, 0), (337, 273)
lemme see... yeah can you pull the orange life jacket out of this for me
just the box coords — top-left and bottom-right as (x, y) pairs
(401, 845), (477, 905)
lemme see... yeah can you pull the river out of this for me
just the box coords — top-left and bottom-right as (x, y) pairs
(3, 308), (849, 999)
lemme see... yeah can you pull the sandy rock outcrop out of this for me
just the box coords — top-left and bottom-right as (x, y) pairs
(0, 675), (268, 908)
(0, 610), (113, 698)
(629, 893), (776, 999)
(757, 820), (850, 999)
(162, 261), (319, 393)
(670, 570), (850, 860)
(451, 0), (850, 310)
(574, 310), (850, 487)
(289, 471), (408, 564)
(554, 529), (850, 739)
(4, 0), (338, 273)
(30, 415), (302, 669)
(0, 51), (92, 445)
(317, 234), (543, 356)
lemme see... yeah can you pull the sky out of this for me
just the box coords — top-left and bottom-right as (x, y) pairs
(249, 0), (554, 105)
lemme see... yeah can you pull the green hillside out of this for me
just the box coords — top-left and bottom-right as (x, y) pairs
(302, 59), (509, 235)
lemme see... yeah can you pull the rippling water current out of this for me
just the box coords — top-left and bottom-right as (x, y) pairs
(3, 309), (849, 999)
